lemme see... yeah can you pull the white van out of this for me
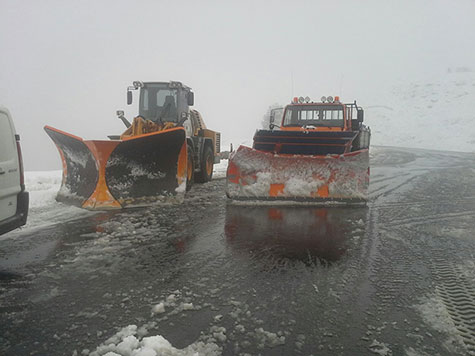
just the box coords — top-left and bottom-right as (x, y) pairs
(0, 107), (28, 235)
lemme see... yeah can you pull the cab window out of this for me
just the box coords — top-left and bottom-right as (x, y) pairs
(282, 105), (344, 127)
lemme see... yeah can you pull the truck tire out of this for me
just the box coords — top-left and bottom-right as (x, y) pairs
(186, 146), (194, 191)
(195, 145), (214, 183)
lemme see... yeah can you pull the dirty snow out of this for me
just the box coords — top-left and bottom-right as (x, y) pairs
(414, 294), (467, 354)
(89, 325), (221, 356)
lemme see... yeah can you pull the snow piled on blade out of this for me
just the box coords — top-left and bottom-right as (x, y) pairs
(226, 146), (369, 201)
(89, 325), (221, 356)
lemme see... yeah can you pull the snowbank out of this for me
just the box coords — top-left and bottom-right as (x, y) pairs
(25, 170), (62, 208)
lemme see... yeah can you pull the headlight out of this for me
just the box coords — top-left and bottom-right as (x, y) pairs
(132, 81), (144, 89)
(321, 96), (327, 103)
(298, 96), (305, 103)
(327, 96), (334, 103)
(305, 96), (310, 103)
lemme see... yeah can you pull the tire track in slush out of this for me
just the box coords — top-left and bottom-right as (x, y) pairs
(384, 210), (475, 228)
(432, 255), (475, 355)
(370, 174), (420, 201)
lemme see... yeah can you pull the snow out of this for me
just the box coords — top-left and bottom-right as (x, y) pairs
(0, 170), (94, 241)
(368, 339), (392, 355)
(151, 303), (166, 315)
(89, 325), (222, 356)
(25, 170), (62, 208)
(175, 181), (186, 194)
(365, 70), (475, 153)
(414, 294), (467, 354)
(211, 159), (228, 179)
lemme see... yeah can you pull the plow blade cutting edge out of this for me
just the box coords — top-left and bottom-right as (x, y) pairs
(226, 145), (369, 203)
(44, 126), (187, 210)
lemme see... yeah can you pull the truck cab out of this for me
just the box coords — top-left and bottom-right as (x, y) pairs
(273, 96), (364, 132)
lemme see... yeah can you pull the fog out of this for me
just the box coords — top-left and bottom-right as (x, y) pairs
(1, 0), (474, 170)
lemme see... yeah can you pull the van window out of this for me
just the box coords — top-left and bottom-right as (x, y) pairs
(0, 113), (16, 162)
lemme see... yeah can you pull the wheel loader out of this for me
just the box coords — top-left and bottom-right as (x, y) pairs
(226, 95), (370, 203)
(45, 81), (220, 210)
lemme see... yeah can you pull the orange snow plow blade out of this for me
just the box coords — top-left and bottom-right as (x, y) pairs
(44, 126), (187, 210)
(226, 145), (369, 203)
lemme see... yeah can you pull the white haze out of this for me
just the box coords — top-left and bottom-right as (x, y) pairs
(1, 0), (475, 170)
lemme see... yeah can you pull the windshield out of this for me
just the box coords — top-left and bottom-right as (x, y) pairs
(139, 84), (178, 123)
(283, 105), (344, 127)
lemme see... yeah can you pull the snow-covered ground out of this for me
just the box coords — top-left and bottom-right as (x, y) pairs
(26, 170), (63, 209)
(365, 70), (475, 153)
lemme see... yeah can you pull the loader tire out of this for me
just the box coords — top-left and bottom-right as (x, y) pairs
(195, 145), (214, 183)
(186, 146), (194, 191)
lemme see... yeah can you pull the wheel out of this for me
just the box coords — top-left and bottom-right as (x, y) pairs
(186, 146), (194, 191)
(195, 145), (214, 183)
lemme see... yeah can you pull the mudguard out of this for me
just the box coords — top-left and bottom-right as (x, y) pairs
(45, 126), (187, 209)
(226, 145), (369, 203)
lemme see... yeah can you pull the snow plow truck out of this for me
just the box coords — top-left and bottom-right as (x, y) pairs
(226, 96), (370, 203)
(45, 81), (220, 210)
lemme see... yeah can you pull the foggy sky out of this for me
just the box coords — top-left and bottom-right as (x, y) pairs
(1, 0), (474, 170)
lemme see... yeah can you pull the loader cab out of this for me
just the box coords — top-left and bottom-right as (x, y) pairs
(129, 81), (194, 125)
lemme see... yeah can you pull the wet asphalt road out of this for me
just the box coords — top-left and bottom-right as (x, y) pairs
(1, 146), (475, 356)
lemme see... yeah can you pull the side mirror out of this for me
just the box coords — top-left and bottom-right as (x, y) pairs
(187, 92), (194, 106)
(127, 90), (133, 105)
(357, 109), (364, 123)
